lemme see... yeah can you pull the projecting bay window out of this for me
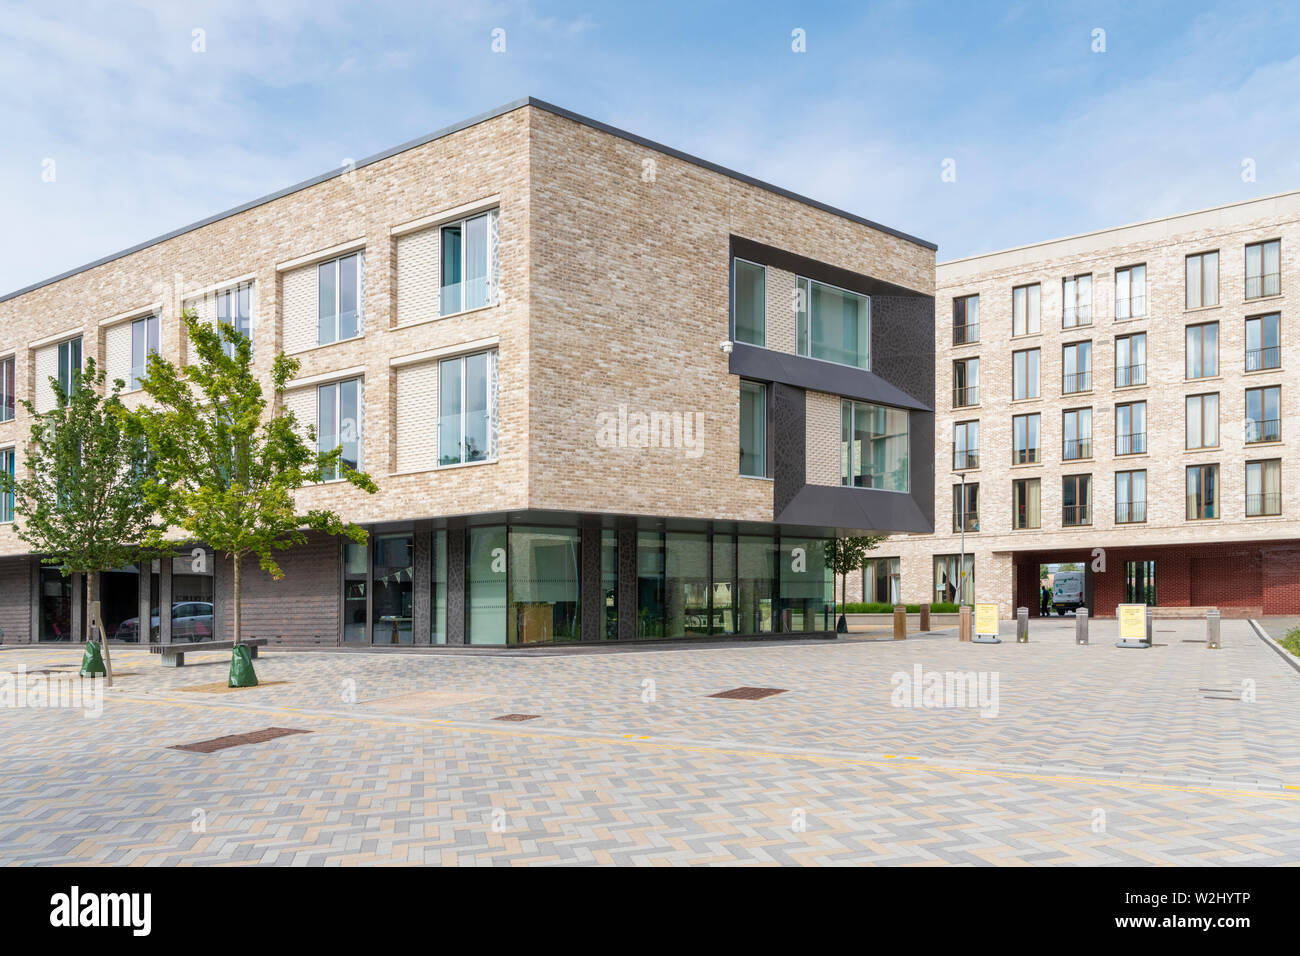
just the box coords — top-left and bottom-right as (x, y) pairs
(1186, 251), (1219, 309)
(1062, 474), (1091, 527)
(1115, 264), (1146, 319)
(1245, 314), (1280, 372)
(841, 399), (909, 491)
(1246, 459), (1281, 517)
(1115, 332), (1146, 387)
(953, 482), (979, 532)
(441, 211), (497, 316)
(953, 357), (979, 407)
(1186, 322), (1218, 379)
(1115, 401), (1146, 456)
(129, 314), (160, 390)
(1012, 412), (1039, 465)
(1186, 464), (1219, 520)
(1115, 470), (1146, 524)
(1245, 240), (1280, 300)
(1063, 407), (1092, 461)
(1185, 393), (1219, 450)
(731, 258), (766, 347)
(953, 294), (979, 345)
(1013, 478), (1040, 530)
(318, 252), (364, 345)
(798, 277), (870, 369)
(0, 356), (13, 422)
(318, 378), (363, 480)
(1245, 385), (1281, 443)
(439, 350), (498, 466)
(1062, 274), (1091, 328)
(1062, 341), (1092, 394)
(1012, 283), (1040, 337)
(1012, 348), (1040, 400)
(739, 381), (767, 477)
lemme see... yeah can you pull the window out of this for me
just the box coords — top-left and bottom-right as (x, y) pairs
(216, 283), (253, 357)
(1062, 274), (1092, 328)
(1115, 470), (1146, 524)
(1245, 240), (1280, 300)
(1012, 412), (1040, 464)
(441, 212), (494, 316)
(1185, 322), (1218, 379)
(1245, 313), (1281, 371)
(798, 277), (870, 369)
(840, 400), (909, 491)
(439, 350), (497, 466)
(953, 420), (979, 470)
(1012, 348), (1040, 400)
(1012, 284), (1040, 336)
(1185, 251), (1219, 309)
(1062, 341), (1092, 394)
(731, 259), (765, 347)
(739, 381), (767, 477)
(0, 356), (13, 422)
(1013, 478), (1040, 530)
(934, 554), (973, 605)
(372, 533), (414, 645)
(1062, 474), (1091, 527)
(129, 314), (160, 390)
(0, 447), (12, 522)
(953, 357), (979, 407)
(1246, 459), (1281, 516)
(953, 294), (979, 344)
(57, 338), (82, 399)
(317, 252), (364, 345)
(1125, 561), (1157, 605)
(318, 378), (363, 479)
(1063, 407), (1092, 460)
(1115, 264), (1147, 319)
(953, 482), (979, 532)
(509, 527), (580, 643)
(1115, 332), (1146, 387)
(1115, 401), (1146, 455)
(1185, 393), (1219, 449)
(863, 557), (900, 605)
(1186, 464), (1219, 520)
(1245, 385), (1281, 443)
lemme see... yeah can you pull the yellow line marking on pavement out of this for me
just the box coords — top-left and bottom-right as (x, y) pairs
(109, 692), (1300, 802)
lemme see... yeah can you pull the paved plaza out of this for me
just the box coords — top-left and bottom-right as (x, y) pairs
(3, 617), (1300, 865)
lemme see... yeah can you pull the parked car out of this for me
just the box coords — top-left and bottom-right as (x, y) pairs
(114, 602), (214, 642)
(1051, 571), (1085, 615)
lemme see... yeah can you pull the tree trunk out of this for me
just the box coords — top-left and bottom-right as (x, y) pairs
(232, 553), (242, 645)
(88, 571), (114, 686)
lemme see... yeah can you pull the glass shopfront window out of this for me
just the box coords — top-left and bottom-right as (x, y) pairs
(711, 535), (735, 635)
(508, 526), (580, 644)
(737, 534), (776, 634)
(665, 532), (711, 638)
(372, 533), (413, 645)
(343, 539), (368, 642)
(102, 564), (143, 642)
(779, 537), (833, 632)
(601, 531), (619, 640)
(636, 531), (666, 638)
(467, 526), (507, 645)
(39, 567), (73, 642)
(172, 549), (215, 641)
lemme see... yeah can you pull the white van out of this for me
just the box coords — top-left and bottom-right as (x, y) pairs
(1051, 571), (1086, 615)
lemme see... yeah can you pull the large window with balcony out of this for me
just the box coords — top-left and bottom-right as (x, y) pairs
(1185, 322), (1218, 379)
(1115, 401), (1146, 455)
(439, 350), (498, 466)
(953, 482), (979, 532)
(953, 294), (979, 345)
(798, 278), (870, 369)
(1186, 464), (1219, 520)
(1012, 283), (1040, 336)
(129, 313), (160, 390)
(318, 252), (363, 345)
(1246, 459), (1281, 517)
(1115, 264), (1147, 319)
(318, 378), (363, 480)
(1013, 478), (1040, 530)
(1186, 251), (1219, 309)
(441, 211), (495, 316)
(739, 381), (767, 477)
(1062, 341), (1092, 394)
(1063, 407), (1092, 461)
(1185, 393), (1219, 450)
(953, 420), (979, 471)
(1245, 385), (1281, 443)
(953, 357), (979, 407)
(1115, 332), (1146, 387)
(1115, 470), (1146, 524)
(1062, 274), (1092, 328)
(840, 400), (909, 491)
(1012, 412), (1039, 464)
(1245, 313), (1280, 372)
(0, 356), (13, 422)
(1245, 239), (1280, 300)
(1012, 348), (1040, 400)
(731, 258), (765, 347)
(1062, 474), (1091, 527)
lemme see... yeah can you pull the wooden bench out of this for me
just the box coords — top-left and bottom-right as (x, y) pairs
(149, 638), (267, 668)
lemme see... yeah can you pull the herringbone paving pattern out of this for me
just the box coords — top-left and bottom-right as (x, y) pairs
(2, 618), (1298, 865)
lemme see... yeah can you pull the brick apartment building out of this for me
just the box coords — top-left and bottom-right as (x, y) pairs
(855, 191), (1300, 618)
(0, 98), (937, 647)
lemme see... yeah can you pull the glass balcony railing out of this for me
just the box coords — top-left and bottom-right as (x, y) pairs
(440, 276), (492, 316)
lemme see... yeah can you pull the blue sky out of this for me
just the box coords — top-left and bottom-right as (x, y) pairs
(2, 0), (1298, 293)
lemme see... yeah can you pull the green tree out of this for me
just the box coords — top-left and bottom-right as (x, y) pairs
(0, 359), (161, 685)
(129, 312), (377, 654)
(824, 534), (886, 628)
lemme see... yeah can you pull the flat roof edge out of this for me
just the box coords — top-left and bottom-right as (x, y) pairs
(1, 96), (935, 305)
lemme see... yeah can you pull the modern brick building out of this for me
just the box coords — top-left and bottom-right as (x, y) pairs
(0, 98), (937, 647)
(863, 191), (1300, 618)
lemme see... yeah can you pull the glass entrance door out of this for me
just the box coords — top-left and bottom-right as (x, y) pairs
(1124, 560), (1157, 606)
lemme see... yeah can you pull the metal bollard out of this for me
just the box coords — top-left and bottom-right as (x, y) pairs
(919, 604), (931, 632)
(1075, 608), (1089, 645)
(959, 605), (972, 642)
(893, 605), (907, 640)
(1017, 607), (1029, 643)
(1206, 608), (1221, 649)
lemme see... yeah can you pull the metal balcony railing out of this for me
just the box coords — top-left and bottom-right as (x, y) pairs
(1115, 500), (1147, 524)
(1115, 294), (1147, 320)
(1063, 438), (1092, 460)
(1062, 503), (1091, 527)
(953, 511), (980, 533)
(953, 323), (979, 345)
(953, 448), (979, 471)
(1246, 493), (1282, 517)
(1063, 370), (1092, 393)
(1116, 432), (1146, 455)
(1063, 304), (1092, 327)
(1246, 346), (1281, 372)
(1245, 272), (1281, 300)
(1246, 418), (1281, 443)
(1012, 446), (1039, 465)
(1115, 363), (1146, 387)
(953, 384), (980, 407)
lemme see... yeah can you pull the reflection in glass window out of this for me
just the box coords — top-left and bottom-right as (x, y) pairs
(797, 278), (870, 369)
(841, 400), (908, 491)
(732, 259), (765, 346)
(509, 526), (580, 644)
